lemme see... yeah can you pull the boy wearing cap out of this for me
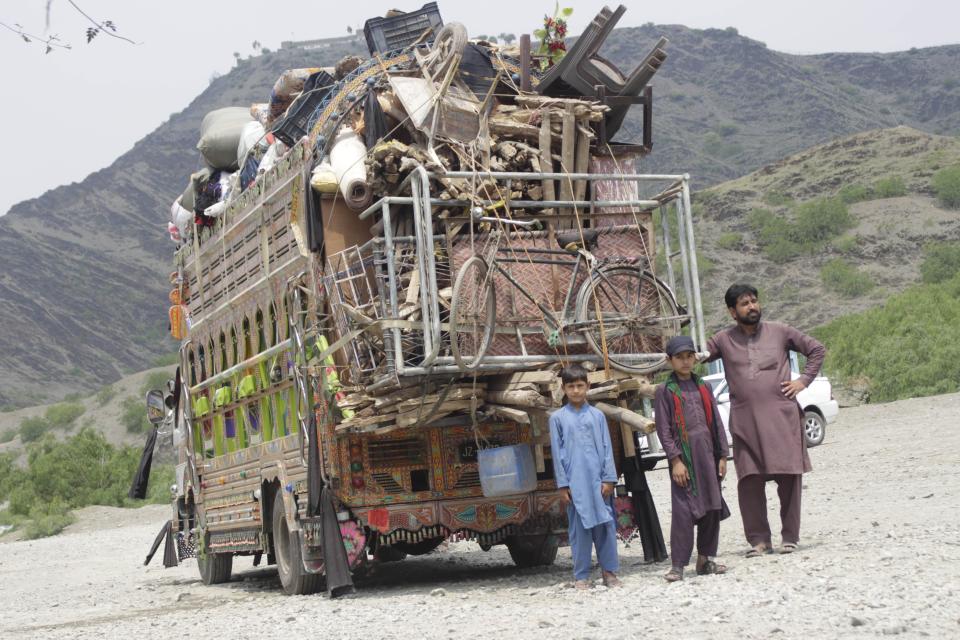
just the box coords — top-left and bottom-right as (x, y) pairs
(655, 335), (730, 582)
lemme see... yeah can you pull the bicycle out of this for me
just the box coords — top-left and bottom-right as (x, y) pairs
(449, 220), (686, 374)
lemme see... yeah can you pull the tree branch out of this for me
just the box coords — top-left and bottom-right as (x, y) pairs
(0, 20), (72, 51)
(66, 0), (137, 44)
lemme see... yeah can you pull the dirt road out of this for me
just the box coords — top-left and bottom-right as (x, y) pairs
(2, 393), (959, 639)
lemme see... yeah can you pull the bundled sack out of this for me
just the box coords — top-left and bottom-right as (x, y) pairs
(237, 121), (266, 166)
(170, 198), (193, 231)
(268, 68), (322, 124)
(310, 157), (338, 194)
(197, 107), (254, 171)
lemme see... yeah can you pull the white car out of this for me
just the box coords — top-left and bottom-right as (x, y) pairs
(703, 372), (839, 448)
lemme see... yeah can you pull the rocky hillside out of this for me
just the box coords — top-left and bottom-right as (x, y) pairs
(692, 126), (960, 331)
(2, 24), (959, 407)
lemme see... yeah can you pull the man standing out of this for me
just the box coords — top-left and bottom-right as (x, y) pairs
(705, 284), (825, 556)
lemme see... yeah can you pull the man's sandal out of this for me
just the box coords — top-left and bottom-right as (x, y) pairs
(664, 568), (684, 582)
(745, 544), (772, 558)
(779, 542), (798, 554)
(696, 560), (727, 575)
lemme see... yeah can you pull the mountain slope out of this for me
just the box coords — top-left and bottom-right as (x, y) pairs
(1, 25), (959, 406)
(692, 126), (960, 331)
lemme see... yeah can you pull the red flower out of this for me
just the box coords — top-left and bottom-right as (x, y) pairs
(556, 24), (566, 36)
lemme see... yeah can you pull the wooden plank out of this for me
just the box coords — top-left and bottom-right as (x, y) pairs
(594, 402), (655, 434)
(486, 388), (551, 409)
(486, 404), (531, 424)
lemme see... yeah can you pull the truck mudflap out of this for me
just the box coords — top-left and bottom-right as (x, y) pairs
(350, 490), (568, 546)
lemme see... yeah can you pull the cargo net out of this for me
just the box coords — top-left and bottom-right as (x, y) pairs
(449, 222), (672, 362)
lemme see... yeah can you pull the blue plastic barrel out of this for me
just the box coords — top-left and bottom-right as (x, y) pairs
(478, 444), (537, 498)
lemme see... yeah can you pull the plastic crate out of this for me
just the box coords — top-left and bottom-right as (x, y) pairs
(271, 70), (335, 147)
(363, 3), (443, 56)
(478, 444), (537, 498)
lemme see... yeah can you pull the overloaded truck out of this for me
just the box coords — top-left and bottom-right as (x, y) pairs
(146, 3), (707, 595)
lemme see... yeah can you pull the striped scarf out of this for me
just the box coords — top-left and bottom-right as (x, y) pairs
(664, 373), (717, 496)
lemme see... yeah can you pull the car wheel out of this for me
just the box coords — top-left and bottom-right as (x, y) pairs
(803, 410), (825, 447)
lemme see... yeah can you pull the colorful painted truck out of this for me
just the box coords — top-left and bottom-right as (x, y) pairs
(152, 7), (707, 595)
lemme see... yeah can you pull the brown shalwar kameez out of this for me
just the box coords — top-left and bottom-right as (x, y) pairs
(655, 377), (729, 569)
(706, 321), (825, 547)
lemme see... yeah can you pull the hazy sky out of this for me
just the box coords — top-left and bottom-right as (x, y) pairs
(1, 0), (958, 217)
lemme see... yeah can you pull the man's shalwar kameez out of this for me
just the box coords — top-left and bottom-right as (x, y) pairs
(706, 321), (825, 547)
(549, 403), (619, 581)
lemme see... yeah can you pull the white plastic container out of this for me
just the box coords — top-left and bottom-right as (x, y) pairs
(478, 444), (537, 498)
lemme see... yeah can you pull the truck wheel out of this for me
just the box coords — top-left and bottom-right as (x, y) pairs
(197, 537), (233, 585)
(505, 534), (559, 568)
(374, 545), (407, 563)
(272, 491), (323, 595)
(803, 410), (826, 447)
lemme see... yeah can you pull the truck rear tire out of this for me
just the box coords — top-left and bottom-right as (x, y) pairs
(197, 537), (233, 585)
(272, 491), (323, 595)
(505, 534), (559, 568)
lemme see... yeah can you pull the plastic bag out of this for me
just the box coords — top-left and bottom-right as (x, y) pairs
(237, 121), (266, 166)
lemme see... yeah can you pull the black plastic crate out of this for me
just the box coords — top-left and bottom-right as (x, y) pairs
(271, 70), (336, 147)
(363, 3), (443, 55)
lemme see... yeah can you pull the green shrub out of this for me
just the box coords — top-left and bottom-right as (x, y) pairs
(820, 258), (874, 297)
(813, 273), (960, 402)
(793, 197), (855, 244)
(838, 184), (871, 204)
(0, 428), (16, 444)
(0, 452), (18, 500)
(873, 176), (906, 198)
(19, 416), (51, 443)
(121, 396), (150, 434)
(932, 166), (960, 208)
(747, 208), (802, 260)
(140, 371), (172, 397)
(23, 499), (75, 539)
(716, 232), (742, 250)
(151, 352), (179, 368)
(763, 191), (793, 206)
(832, 234), (859, 254)
(96, 384), (117, 406)
(920, 241), (960, 284)
(44, 402), (85, 430)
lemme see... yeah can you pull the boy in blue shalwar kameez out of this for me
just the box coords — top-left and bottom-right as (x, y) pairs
(549, 365), (621, 589)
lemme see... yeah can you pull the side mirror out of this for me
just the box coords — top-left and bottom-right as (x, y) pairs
(717, 393), (730, 404)
(146, 390), (167, 425)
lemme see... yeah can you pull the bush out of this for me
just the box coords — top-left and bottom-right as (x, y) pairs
(820, 258), (874, 297)
(838, 184), (871, 204)
(19, 416), (51, 443)
(140, 371), (172, 397)
(793, 197), (855, 244)
(716, 232), (742, 250)
(832, 234), (859, 254)
(0, 428), (16, 444)
(813, 273), (960, 402)
(920, 241), (960, 284)
(873, 176), (906, 198)
(763, 191), (793, 206)
(23, 499), (75, 539)
(747, 208), (802, 260)
(121, 396), (150, 434)
(932, 166), (960, 208)
(151, 352), (179, 368)
(96, 384), (117, 406)
(45, 402), (85, 430)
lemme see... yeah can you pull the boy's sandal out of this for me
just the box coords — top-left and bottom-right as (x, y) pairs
(745, 544), (772, 558)
(574, 579), (593, 590)
(696, 560), (727, 575)
(779, 542), (798, 554)
(664, 568), (684, 582)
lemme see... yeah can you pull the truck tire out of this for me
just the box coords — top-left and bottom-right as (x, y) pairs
(505, 534), (559, 568)
(272, 491), (323, 595)
(197, 537), (233, 585)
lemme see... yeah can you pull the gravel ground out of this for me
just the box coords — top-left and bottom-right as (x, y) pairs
(2, 393), (959, 640)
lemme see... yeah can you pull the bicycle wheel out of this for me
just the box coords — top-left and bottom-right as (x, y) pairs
(575, 266), (681, 373)
(450, 256), (496, 371)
